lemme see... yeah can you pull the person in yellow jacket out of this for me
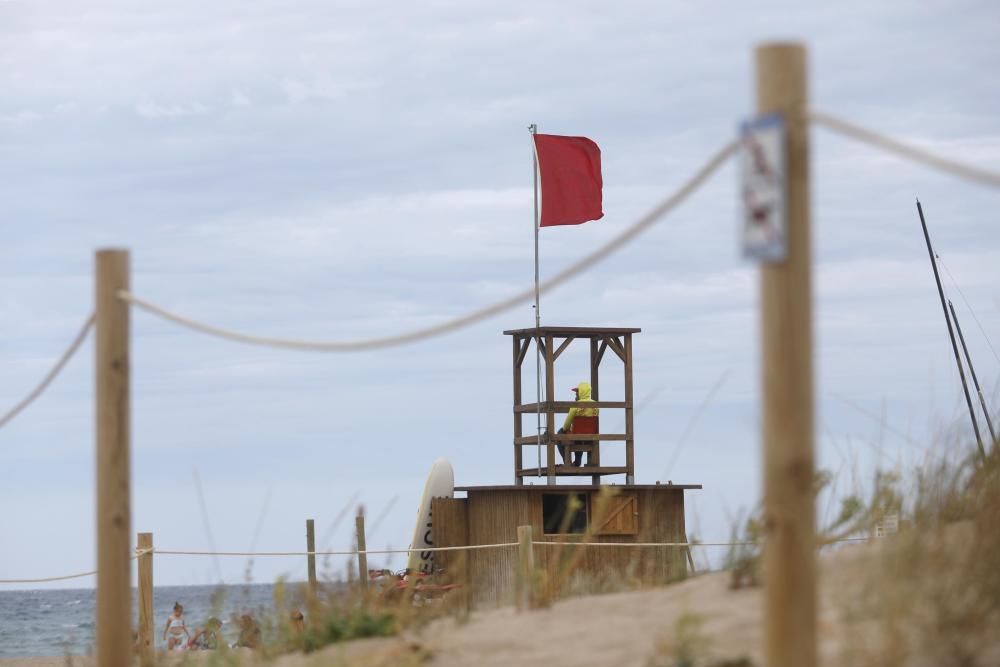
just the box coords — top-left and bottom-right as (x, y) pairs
(557, 381), (599, 466)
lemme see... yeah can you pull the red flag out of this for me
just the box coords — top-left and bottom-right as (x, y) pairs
(533, 134), (604, 227)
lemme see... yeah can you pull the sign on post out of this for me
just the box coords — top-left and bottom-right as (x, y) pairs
(740, 113), (787, 262)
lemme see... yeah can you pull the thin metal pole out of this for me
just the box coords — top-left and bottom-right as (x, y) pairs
(530, 123), (542, 476)
(948, 300), (997, 444)
(916, 200), (985, 460)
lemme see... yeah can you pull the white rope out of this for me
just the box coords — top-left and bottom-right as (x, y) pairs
(0, 313), (95, 430)
(534, 540), (753, 547)
(152, 542), (519, 557)
(132, 536), (872, 559)
(0, 549), (150, 585)
(0, 567), (100, 585)
(809, 110), (1000, 188)
(533, 537), (869, 547)
(120, 141), (737, 352)
(0, 537), (872, 583)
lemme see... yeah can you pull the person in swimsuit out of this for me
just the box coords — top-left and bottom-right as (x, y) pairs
(233, 614), (262, 649)
(187, 617), (223, 650)
(163, 602), (190, 650)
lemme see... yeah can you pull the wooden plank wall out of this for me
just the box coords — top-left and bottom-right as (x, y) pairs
(466, 491), (534, 607)
(533, 489), (687, 597)
(431, 498), (469, 588)
(460, 488), (688, 606)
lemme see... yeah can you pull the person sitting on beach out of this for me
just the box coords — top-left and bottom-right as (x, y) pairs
(187, 617), (223, 650)
(233, 614), (262, 649)
(289, 609), (305, 635)
(163, 602), (190, 650)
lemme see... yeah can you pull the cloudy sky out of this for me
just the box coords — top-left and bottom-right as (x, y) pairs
(2, 0), (998, 588)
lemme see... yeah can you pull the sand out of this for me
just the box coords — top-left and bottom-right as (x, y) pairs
(9, 542), (998, 667)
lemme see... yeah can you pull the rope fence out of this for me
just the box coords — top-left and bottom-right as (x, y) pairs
(3, 112), (999, 431)
(0, 536), (875, 585)
(0, 313), (95, 429)
(0, 548), (150, 585)
(0, 112), (996, 589)
(118, 140), (737, 352)
(809, 110), (1000, 188)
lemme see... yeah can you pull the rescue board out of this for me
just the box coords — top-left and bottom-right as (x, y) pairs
(407, 458), (454, 575)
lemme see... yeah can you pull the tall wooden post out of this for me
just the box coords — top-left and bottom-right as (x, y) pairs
(544, 334), (556, 484)
(516, 525), (535, 610)
(589, 337), (602, 484)
(306, 519), (317, 595)
(513, 336), (524, 485)
(756, 43), (816, 667)
(624, 333), (635, 485)
(137, 532), (153, 667)
(95, 248), (131, 667)
(355, 509), (368, 591)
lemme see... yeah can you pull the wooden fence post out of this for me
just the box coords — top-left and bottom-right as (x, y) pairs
(137, 532), (154, 666)
(756, 43), (816, 667)
(306, 519), (317, 596)
(95, 248), (131, 667)
(355, 508), (368, 591)
(516, 525), (535, 610)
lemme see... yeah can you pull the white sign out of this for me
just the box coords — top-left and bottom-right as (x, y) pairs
(740, 113), (787, 262)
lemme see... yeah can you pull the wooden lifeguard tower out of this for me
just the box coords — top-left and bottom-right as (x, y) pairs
(430, 325), (702, 606)
(506, 325), (639, 486)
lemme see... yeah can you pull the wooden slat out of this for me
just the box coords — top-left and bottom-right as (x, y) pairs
(592, 492), (639, 535)
(513, 335), (523, 484)
(624, 333), (635, 484)
(514, 401), (626, 414)
(431, 497), (469, 591)
(590, 338), (602, 484)
(503, 326), (642, 336)
(605, 336), (626, 363)
(535, 336), (547, 359)
(552, 433), (626, 442)
(595, 339), (608, 366)
(552, 336), (574, 361)
(515, 337), (531, 369)
(515, 465), (628, 477)
(545, 333), (556, 484)
(456, 484), (704, 491)
(514, 434), (627, 445)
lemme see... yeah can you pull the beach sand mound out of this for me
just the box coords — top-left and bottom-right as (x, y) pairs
(8, 538), (999, 667)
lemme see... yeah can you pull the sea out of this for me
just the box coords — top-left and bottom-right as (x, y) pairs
(0, 583), (302, 658)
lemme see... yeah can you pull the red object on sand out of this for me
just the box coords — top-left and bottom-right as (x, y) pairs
(533, 134), (604, 227)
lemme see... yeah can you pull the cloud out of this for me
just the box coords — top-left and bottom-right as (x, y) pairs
(2, 0), (999, 588)
(134, 100), (210, 118)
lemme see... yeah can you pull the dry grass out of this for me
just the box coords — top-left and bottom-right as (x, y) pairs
(837, 446), (1000, 667)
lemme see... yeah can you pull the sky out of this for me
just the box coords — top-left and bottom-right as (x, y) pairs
(2, 0), (999, 589)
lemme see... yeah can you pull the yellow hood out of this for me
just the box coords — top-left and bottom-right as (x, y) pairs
(575, 382), (593, 401)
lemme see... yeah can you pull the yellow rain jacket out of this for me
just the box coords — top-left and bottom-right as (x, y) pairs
(562, 381), (598, 431)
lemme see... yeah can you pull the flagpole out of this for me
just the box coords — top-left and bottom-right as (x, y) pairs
(529, 123), (542, 477)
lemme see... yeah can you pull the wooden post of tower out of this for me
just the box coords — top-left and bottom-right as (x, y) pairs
(756, 43), (816, 667)
(95, 248), (131, 667)
(137, 532), (153, 667)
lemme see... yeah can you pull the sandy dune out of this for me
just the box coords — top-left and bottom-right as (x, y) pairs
(9, 541), (998, 667)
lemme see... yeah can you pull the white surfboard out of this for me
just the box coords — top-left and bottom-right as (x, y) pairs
(407, 458), (455, 575)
